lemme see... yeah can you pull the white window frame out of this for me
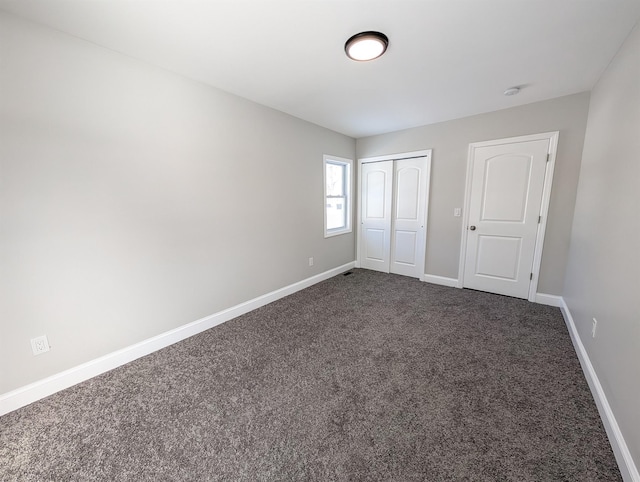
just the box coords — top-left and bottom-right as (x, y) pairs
(323, 154), (353, 238)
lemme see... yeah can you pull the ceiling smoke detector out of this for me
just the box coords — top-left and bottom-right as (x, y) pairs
(345, 31), (389, 61)
(503, 87), (521, 96)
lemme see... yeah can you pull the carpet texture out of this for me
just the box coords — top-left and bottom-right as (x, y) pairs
(1, 269), (620, 481)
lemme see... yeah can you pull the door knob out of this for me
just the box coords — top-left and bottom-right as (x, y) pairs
(469, 226), (476, 231)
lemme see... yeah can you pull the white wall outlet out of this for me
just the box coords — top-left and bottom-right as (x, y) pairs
(454, 208), (461, 217)
(308, 257), (314, 266)
(592, 318), (598, 338)
(31, 335), (50, 355)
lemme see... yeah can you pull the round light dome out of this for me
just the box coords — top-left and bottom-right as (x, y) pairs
(345, 31), (389, 61)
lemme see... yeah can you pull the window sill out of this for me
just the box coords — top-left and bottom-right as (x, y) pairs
(324, 228), (352, 238)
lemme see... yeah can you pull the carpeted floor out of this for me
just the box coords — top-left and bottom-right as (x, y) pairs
(1, 269), (621, 481)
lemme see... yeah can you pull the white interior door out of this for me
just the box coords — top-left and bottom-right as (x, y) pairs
(390, 157), (428, 278)
(360, 160), (393, 272)
(463, 138), (550, 298)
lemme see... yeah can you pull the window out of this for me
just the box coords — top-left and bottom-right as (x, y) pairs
(324, 155), (353, 237)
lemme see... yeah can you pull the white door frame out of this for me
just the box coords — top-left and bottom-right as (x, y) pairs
(356, 149), (432, 276)
(457, 132), (559, 301)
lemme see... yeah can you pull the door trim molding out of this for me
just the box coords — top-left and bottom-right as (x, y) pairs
(357, 150), (432, 274)
(359, 149), (433, 164)
(457, 132), (559, 301)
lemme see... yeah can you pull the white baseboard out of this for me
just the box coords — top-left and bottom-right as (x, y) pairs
(560, 299), (639, 482)
(0, 262), (356, 417)
(534, 293), (564, 307)
(421, 274), (459, 288)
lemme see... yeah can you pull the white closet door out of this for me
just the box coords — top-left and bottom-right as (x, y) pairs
(360, 160), (393, 272)
(390, 157), (428, 278)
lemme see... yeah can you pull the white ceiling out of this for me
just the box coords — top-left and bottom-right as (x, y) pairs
(1, 0), (639, 138)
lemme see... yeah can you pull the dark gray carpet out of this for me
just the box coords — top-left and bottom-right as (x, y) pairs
(1, 269), (620, 481)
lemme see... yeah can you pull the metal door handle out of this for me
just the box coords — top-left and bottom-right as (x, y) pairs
(469, 226), (476, 231)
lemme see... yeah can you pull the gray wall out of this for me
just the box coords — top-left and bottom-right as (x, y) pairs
(0, 13), (355, 393)
(563, 23), (640, 466)
(356, 93), (590, 294)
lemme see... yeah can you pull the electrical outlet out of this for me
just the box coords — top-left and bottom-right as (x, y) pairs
(31, 335), (50, 356)
(592, 318), (598, 338)
(308, 257), (314, 267)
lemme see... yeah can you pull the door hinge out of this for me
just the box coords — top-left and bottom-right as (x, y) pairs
(538, 215), (541, 223)
(546, 153), (550, 162)
(530, 273), (533, 280)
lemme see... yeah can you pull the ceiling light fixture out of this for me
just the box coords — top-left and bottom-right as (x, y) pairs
(503, 87), (521, 96)
(345, 31), (389, 61)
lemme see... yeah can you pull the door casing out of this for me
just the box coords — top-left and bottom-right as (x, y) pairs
(457, 132), (559, 301)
